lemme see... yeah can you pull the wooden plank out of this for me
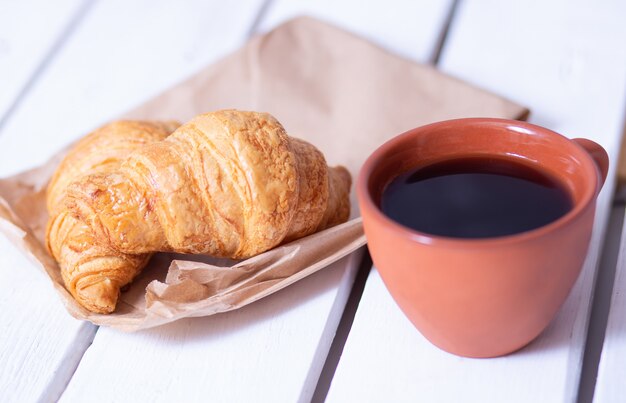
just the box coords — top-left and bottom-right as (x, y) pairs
(61, 253), (361, 403)
(257, 0), (453, 63)
(0, 0), (85, 125)
(58, 2), (456, 402)
(577, 205), (624, 402)
(327, 1), (626, 402)
(594, 219), (626, 402)
(0, 230), (97, 403)
(0, 0), (263, 176)
(0, 2), (95, 402)
(0, 1), (264, 402)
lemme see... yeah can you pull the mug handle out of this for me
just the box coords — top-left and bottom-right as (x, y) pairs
(573, 138), (609, 188)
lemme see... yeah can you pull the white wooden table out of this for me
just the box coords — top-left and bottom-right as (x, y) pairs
(1, 1), (625, 402)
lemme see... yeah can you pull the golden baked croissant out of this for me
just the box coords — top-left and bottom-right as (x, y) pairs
(65, 110), (351, 259)
(46, 121), (179, 313)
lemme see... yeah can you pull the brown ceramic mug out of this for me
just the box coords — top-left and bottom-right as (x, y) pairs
(357, 118), (608, 358)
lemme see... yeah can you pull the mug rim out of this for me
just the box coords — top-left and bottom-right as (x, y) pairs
(357, 118), (600, 247)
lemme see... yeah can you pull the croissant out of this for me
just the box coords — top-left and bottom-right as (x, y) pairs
(65, 110), (351, 259)
(46, 121), (179, 313)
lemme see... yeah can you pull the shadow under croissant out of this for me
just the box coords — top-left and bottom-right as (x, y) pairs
(91, 217), (366, 331)
(115, 252), (238, 311)
(117, 251), (357, 343)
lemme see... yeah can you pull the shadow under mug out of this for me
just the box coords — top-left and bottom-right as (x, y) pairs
(357, 118), (609, 358)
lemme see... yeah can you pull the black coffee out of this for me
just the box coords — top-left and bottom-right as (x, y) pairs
(381, 157), (573, 238)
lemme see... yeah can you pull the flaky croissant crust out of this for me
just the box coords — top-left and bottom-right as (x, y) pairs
(47, 110), (351, 314)
(66, 110), (351, 259)
(46, 121), (179, 313)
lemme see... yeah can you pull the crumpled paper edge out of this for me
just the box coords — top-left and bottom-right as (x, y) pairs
(0, 154), (365, 331)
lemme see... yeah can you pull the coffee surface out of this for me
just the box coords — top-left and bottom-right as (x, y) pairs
(381, 157), (572, 238)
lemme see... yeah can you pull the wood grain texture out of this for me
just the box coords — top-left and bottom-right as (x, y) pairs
(327, 0), (626, 402)
(0, 0), (264, 401)
(0, 0), (85, 124)
(257, 0), (453, 63)
(0, 3), (95, 402)
(56, 2), (455, 402)
(0, 0), (265, 176)
(594, 209), (626, 402)
(616, 125), (626, 186)
(61, 253), (361, 403)
(0, 229), (97, 403)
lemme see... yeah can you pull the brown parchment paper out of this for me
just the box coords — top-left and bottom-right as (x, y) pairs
(0, 17), (528, 331)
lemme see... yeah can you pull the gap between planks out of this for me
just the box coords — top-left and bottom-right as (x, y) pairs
(41, 0), (621, 400)
(578, 107), (626, 403)
(0, 0), (95, 134)
(41, 325), (98, 403)
(37, 0), (460, 400)
(49, 0), (275, 400)
(577, 204), (625, 403)
(430, 0), (460, 65)
(309, 1), (462, 401)
(324, 1), (626, 401)
(0, 0), (99, 401)
(247, 0), (274, 38)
